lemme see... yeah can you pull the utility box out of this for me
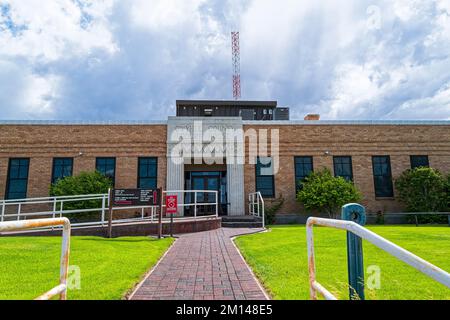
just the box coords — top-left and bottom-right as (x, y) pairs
(275, 108), (290, 121)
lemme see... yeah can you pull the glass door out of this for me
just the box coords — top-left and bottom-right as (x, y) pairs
(185, 171), (227, 216)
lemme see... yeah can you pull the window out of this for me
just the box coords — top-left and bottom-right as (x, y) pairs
(138, 157), (158, 189)
(52, 158), (73, 184)
(333, 156), (353, 182)
(410, 155), (429, 169)
(372, 156), (394, 198)
(256, 157), (275, 198)
(294, 156), (314, 192)
(6, 158), (30, 200)
(96, 158), (116, 185)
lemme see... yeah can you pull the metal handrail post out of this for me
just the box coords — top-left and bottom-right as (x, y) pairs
(257, 195), (260, 218)
(216, 191), (219, 218)
(101, 195), (106, 226)
(52, 198), (57, 230)
(59, 219), (71, 300)
(306, 219), (317, 300)
(258, 192), (265, 229)
(194, 191), (197, 219)
(1, 200), (5, 222)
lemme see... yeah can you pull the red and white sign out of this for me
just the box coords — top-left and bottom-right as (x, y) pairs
(166, 195), (178, 214)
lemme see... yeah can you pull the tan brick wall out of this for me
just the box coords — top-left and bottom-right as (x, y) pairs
(0, 125), (167, 199)
(0, 158), (8, 199)
(1, 123), (449, 217)
(244, 124), (450, 214)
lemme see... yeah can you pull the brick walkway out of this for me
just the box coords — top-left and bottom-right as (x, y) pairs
(130, 228), (269, 300)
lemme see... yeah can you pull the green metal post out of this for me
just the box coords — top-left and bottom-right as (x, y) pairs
(342, 203), (366, 300)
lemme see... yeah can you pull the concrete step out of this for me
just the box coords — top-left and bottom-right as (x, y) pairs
(222, 215), (262, 222)
(222, 222), (263, 228)
(221, 216), (263, 228)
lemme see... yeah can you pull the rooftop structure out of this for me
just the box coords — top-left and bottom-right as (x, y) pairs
(176, 100), (289, 120)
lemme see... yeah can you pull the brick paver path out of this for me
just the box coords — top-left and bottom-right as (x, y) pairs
(130, 228), (268, 300)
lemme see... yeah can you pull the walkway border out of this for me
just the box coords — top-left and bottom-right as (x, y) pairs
(230, 230), (271, 300)
(127, 237), (178, 300)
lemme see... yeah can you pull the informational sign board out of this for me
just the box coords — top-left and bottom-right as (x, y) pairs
(112, 189), (160, 207)
(166, 195), (178, 215)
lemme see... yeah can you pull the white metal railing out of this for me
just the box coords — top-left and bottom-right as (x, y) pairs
(0, 194), (108, 224)
(0, 190), (219, 231)
(0, 218), (71, 300)
(307, 217), (450, 300)
(249, 192), (265, 228)
(367, 212), (450, 226)
(162, 190), (219, 219)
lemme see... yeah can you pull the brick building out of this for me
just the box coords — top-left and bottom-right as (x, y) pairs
(1, 100), (449, 221)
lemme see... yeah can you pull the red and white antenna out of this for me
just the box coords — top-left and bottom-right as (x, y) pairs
(231, 31), (241, 100)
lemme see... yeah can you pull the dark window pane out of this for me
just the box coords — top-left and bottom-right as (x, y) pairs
(54, 166), (62, 179)
(6, 158), (29, 200)
(256, 176), (273, 189)
(9, 180), (26, 193)
(372, 156), (394, 198)
(295, 157), (314, 192)
(410, 156), (429, 169)
(63, 165), (71, 177)
(96, 158), (116, 185)
(334, 156), (353, 181)
(138, 158), (158, 189)
(139, 165), (147, 178)
(256, 157), (275, 198)
(9, 166), (20, 179)
(140, 178), (157, 189)
(52, 158), (73, 184)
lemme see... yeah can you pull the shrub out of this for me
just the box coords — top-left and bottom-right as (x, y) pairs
(395, 167), (446, 212)
(49, 171), (113, 221)
(296, 169), (362, 218)
(395, 167), (447, 224)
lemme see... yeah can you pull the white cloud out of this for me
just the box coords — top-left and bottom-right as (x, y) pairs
(0, 59), (60, 118)
(0, 0), (117, 62)
(130, 0), (204, 31)
(386, 84), (450, 120)
(0, 0), (449, 120)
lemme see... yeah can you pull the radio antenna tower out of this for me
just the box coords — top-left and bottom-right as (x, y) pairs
(231, 31), (241, 100)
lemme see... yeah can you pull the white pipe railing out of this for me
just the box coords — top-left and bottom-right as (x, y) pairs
(248, 192), (265, 228)
(0, 190), (219, 231)
(307, 217), (450, 300)
(162, 190), (219, 219)
(0, 218), (71, 300)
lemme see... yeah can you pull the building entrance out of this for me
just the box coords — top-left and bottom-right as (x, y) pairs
(185, 171), (228, 216)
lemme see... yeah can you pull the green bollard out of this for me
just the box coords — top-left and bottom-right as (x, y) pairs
(342, 203), (366, 301)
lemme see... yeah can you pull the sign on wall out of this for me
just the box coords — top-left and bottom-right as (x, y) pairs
(166, 195), (178, 214)
(112, 189), (160, 207)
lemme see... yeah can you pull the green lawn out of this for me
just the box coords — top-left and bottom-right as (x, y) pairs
(0, 236), (174, 300)
(235, 225), (450, 300)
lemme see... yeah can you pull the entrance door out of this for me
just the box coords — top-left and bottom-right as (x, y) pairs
(185, 171), (228, 216)
(192, 175), (220, 210)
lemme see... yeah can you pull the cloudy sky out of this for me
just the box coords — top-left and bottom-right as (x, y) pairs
(0, 0), (449, 121)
